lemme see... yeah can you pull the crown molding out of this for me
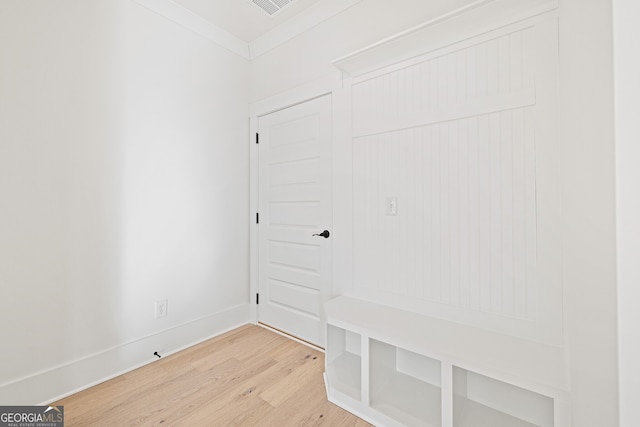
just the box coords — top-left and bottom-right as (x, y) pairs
(135, 0), (364, 61)
(135, 0), (250, 59)
(333, 0), (558, 78)
(249, 0), (363, 59)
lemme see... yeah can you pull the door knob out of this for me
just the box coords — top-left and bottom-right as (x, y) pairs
(312, 230), (330, 238)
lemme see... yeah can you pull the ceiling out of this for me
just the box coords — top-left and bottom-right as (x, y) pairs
(171, 0), (324, 42)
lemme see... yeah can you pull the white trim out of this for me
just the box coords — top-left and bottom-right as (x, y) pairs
(348, 15), (540, 85)
(330, 77), (354, 299)
(353, 88), (536, 138)
(135, 0), (250, 59)
(249, 0), (363, 59)
(257, 322), (325, 352)
(249, 71), (342, 117)
(249, 116), (259, 326)
(614, 1), (640, 425)
(332, 0), (493, 66)
(332, 0), (558, 77)
(134, 0), (364, 60)
(249, 71), (348, 334)
(0, 304), (250, 405)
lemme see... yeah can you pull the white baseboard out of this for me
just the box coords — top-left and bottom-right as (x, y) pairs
(0, 303), (250, 405)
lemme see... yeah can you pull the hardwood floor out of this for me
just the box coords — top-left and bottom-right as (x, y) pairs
(53, 325), (371, 426)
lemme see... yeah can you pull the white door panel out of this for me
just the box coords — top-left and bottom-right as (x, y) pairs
(258, 95), (332, 347)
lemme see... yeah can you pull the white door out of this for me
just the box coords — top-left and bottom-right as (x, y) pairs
(257, 95), (332, 347)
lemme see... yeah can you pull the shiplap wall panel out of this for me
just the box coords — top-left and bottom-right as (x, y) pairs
(351, 14), (560, 341)
(353, 111), (536, 321)
(352, 29), (537, 138)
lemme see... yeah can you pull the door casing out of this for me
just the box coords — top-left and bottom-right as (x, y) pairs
(249, 73), (353, 347)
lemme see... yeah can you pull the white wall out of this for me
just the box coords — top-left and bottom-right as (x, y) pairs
(0, 0), (249, 404)
(613, 1), (640, 425)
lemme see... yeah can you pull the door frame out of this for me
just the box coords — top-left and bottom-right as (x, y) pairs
(249, 71), (353, 328)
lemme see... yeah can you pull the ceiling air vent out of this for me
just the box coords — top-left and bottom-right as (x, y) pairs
(250, 0), (297, 16)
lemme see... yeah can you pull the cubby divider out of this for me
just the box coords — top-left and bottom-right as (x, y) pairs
(324, 296), (567, 427)
(453, 367), (554, 427)
(326, 325), (362, 401)
(370, 339), (441, 427)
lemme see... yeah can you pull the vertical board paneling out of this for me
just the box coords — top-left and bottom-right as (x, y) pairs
(459, 118), (470, 309)
(487, 39), (499, 97)
(478, 114), (492, 313)
(422, 126), (432, 301)
(447, 54), (458, 106)
(522, 27), (535, 93)
(489, 112), (503, 313)
(407, 129), (418, 297)
(477, 42), (489, 98)
(501, 110), (515, 316)
(431, 125), (442, 302)
(351, 21), (555, 334)
(512, 108), (527, 318)
(438, 57), (448, 108)
(498, 35), (510, 94)
(440, 123), (450, 304)
(468, 116), (480, 311)
(510, 31), (524, 91)
(449, 122), (460, 307)
(524, 107), (537, 318)
(415, 128), (425, 299)
(353, 112), (537, 320)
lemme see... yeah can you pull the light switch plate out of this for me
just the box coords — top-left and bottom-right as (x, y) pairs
(385, 197), (398, 216)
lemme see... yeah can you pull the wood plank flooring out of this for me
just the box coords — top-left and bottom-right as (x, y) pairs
(53, 325), (372, 426)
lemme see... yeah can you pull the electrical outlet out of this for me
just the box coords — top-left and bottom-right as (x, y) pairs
(155, 300), (168, 319)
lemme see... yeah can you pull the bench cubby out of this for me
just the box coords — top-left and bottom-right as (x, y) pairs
(324, 296), (570, 427)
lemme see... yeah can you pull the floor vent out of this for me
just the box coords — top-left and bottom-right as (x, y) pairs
(250, 0), (297, 16)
